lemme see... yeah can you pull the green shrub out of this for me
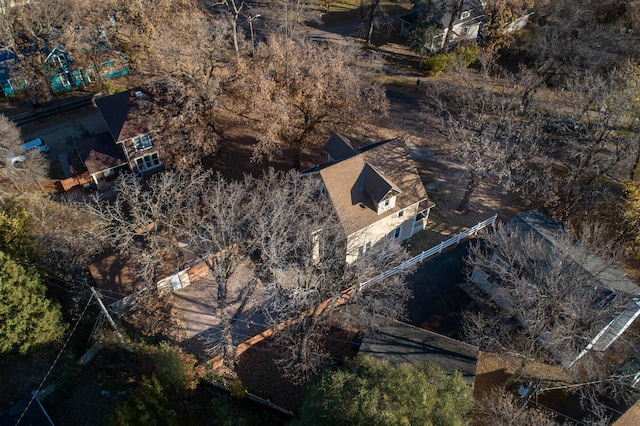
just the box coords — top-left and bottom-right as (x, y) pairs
(422, 45), (480, 75)
(109, 375), (178, 426)
(138, 341), (200, 396)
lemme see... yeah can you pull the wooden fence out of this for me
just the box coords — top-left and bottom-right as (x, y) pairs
(359, 214), (497, 291)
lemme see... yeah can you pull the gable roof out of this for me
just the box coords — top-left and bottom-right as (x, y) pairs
(95, 89), (149, 142)
(359, 316), (479, 384)
(43, 47), (68, 64)
(319, 138), (429, 236)
(74, 132), (127, 175)
(324, 133), (358, 161)
(362, 163), (401, 203)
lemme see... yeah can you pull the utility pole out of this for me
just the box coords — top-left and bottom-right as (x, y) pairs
(90, 287), (126, 346)
(247, 14), (261, 55)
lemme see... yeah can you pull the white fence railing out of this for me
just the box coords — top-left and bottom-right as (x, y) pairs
(359, 214), (497, 291)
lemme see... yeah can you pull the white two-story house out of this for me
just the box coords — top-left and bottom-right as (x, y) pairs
(308, 134), (435, 263)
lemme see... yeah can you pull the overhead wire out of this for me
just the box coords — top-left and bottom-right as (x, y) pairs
(14, 293), (94, 426)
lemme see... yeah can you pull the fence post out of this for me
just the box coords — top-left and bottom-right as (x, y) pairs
(438, 240), (444, 253)
(456, 232), (462, 244)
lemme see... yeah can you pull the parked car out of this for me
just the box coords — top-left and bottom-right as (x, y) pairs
(7, 138), (49, 165)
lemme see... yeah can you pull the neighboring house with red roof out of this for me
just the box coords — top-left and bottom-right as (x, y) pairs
(74, 89), (162, 188)
(306, 134), (435, 263)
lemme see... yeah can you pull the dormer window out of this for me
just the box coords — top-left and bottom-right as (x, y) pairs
(460, 10), (471, 19)
(376, 194), (397, 214)
(133, 133), (152, 151)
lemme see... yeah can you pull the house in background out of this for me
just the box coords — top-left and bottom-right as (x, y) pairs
(466, 209), (640, 365)
(400, 0), (485, 50)
(0, 49), (27, 96)
(44, 47), (129, 93)
(72, 89), (162, 189)
(400, 0), (532, 51)
(305, 134), (435, 264)
(1, 45), (128, 96)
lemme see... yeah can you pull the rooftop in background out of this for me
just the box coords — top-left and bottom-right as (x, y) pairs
(94, 89), (149, 142)
(74, 132), (127, 175)
(511, 209), (639, 295)
(359, 316), (479, 385)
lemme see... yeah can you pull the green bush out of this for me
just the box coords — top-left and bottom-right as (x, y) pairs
(293, 354), (473, 425)
(109, 375), (178, 426)
(0, 251), (66, 354)
(422, 45), (480, 75)
(138, 341), (200, 396)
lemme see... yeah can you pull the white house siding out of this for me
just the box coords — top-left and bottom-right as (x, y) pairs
(346, 202), (421, 264)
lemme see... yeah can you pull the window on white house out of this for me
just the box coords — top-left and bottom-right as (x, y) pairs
(460, 10), (471, 19)
(135, 152), (160, 172)
(384, 199), (390, 207)
(358, 241), (372, 257)
(393, 226), (402, 240)
(398, 209), (405, 219)
(133, 134), (152, 151)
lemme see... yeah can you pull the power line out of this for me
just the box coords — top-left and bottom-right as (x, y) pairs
(15, 293), (94, 426)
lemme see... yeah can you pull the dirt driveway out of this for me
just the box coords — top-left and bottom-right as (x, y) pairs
(20, 107), (108, 179)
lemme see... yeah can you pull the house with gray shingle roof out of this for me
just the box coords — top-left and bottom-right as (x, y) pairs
(467, 209), (640, 365)
(307, 134), (435, 263)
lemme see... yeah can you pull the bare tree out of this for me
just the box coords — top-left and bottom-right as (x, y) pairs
(228, 35), (388, 169)
(84, 170), (209, 291)
(212, 0), (245, 57)
(429, 54), (543, 213)
(178, 172), (261, 371)
(59, 0), (122, 92)
(120, 79), (220, 170)
(0, 114), (49, 195)
(463, 220), (632, 379)
(252, 171), (412, 383)
(472, 387), (557, 426)
(0, 0), (18, 52)
(541, 67), (640, 217)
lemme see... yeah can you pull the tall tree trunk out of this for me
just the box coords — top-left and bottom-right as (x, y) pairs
(231, 14), (240, 57)
(456, 171), (477, 213)
(365, 0), (380, 45)
(443, 0), (465, 50)
(293, 146), (301, 170)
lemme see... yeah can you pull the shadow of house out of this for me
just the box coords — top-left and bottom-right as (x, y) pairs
(304, 134), (435, 263)
(359, 315), (479, 385)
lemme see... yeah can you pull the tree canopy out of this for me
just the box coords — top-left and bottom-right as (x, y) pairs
(293, 354), (473, 426)
(0, 250), (65, 354)
(229, 35), (388, 169)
